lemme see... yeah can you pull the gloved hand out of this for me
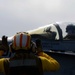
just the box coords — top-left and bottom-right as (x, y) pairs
(35, 38), (42, 48)
(0, 35), (9, 52)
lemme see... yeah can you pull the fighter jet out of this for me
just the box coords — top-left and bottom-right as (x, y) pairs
(1, 22), (75, 56)
(0, 22), (75, 75)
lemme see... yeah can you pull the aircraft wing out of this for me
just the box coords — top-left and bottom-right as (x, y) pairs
(1, 22), (75, 75)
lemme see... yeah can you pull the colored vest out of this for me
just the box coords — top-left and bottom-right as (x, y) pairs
(4, 53), (43, 75)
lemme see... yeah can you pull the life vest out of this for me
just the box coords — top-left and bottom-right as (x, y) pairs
(3, 53), (43, 75)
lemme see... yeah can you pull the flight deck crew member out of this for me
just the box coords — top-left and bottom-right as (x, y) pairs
(0, 32), (43, 75)
(35, 38), (60, 72)
(0, 36), (9, 57)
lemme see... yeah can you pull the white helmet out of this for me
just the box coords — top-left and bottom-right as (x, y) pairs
(12, 32), (31, 50)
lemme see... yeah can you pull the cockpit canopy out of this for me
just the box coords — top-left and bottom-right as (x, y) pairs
(29, 22), (75, 40)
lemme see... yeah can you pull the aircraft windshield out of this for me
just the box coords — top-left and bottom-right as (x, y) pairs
(44, 24), (60, 40)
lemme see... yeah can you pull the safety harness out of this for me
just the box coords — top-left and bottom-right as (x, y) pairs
(3, 53), (43, 75)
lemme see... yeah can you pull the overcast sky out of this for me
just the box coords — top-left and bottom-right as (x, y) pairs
(0, 0), (75, 37)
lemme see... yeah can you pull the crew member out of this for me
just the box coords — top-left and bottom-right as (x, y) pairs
(0, 32), (43, 75)
(0, 36), (9, 75)
(0, 36), (9, 57)
(35, 38), (60, 72)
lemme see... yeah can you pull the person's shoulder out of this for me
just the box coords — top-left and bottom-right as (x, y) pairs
(0, 58), (6, 60)
(0, 58), (9, 65)
(0, 58), (9, 61)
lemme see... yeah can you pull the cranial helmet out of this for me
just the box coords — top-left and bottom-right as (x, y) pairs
(12, 32), (31, 50)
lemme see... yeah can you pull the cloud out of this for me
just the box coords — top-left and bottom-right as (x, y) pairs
(0, 0), (62, 26)
(0, 0), (62, 18)
(0, 0), (75, 37)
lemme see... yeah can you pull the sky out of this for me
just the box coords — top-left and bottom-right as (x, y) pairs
(0, 0), (75, 37)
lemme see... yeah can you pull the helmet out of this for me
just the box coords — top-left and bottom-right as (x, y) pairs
(66, 24), (75, 34)
(12, 32), (31, 50)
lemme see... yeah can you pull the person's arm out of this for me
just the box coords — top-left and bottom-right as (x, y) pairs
(35, 38), (60, 71)
(0, 58), (5, 73)
(43, 52), (60, 71)
(37, 50), (60, 71)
